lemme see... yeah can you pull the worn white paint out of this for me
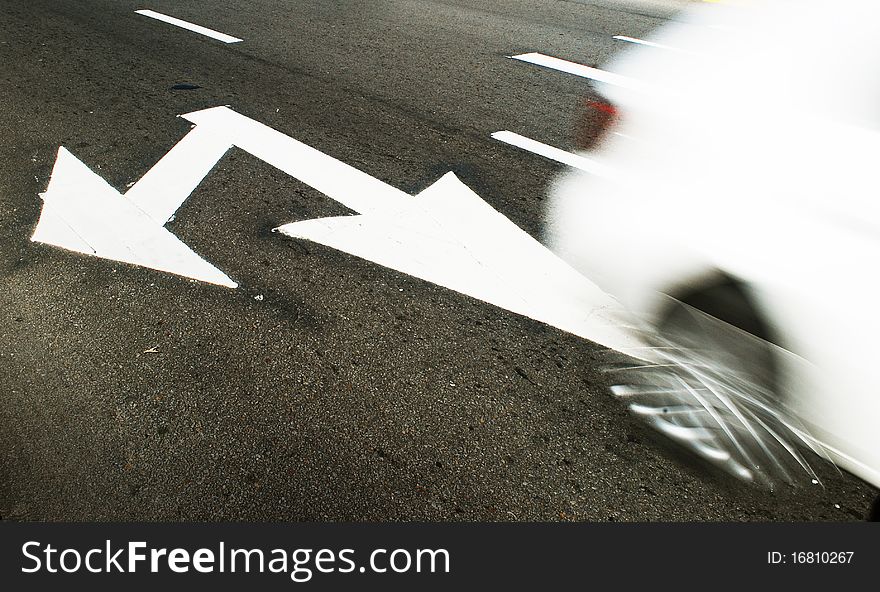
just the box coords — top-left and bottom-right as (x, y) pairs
(491, 131), (612, 176)
(135, 9), (242, 43)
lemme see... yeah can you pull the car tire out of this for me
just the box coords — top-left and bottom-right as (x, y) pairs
(656, 276), (778, 397)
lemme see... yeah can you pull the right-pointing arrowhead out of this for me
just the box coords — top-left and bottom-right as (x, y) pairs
(32, 147), (237, 288)
(277, 172), (643, 353)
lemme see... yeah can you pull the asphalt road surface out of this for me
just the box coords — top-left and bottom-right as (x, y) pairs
(1, 0), (876, 521)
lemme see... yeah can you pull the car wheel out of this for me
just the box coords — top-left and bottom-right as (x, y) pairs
(656, 276), (778, 397)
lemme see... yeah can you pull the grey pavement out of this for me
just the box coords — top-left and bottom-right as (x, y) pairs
(0, 0), (874, 521)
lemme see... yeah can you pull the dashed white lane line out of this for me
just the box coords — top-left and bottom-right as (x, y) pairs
(612, 35), (672, 50)
(491, 131), (612, 177)
(135, 9), (242, 43)
(510, 52), (648, 92)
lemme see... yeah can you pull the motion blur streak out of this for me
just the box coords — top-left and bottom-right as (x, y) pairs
(608, 304), (832, 489)
(546, 0), (880, 488)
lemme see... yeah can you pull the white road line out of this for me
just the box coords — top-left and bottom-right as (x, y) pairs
(182, 107), (410, 216)
(126, 124), (232, 225)
(510, 52), (648, 92)
(135, 9), (242, 43)
(612, 35), (672, 50)
(491, 131), (612, 176)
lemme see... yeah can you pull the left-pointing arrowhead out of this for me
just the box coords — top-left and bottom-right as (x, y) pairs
(276, 172), (642, 353)
(32, 147), (236, 288)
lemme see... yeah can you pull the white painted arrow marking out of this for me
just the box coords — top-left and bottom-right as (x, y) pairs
(32, 105), (408, 289)
(180, 107), (408, 216)
(32, 142), (237, 287)
(126, 123), (233, 225)
(179, 108), (641, 352)
(33, 106), (642, 353)
(276, 173), (641, 354)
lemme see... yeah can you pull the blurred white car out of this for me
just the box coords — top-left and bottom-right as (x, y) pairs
(546, 0), (880, 511)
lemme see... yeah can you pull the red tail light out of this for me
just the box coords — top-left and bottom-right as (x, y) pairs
(575, 96), (619, 150)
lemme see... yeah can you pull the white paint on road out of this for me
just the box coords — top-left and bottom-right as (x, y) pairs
(33, 106), (643, 354)
(491, 131), (612, 176)
(32, 146), (237, 287)
(277, 175), (640, 355)
(510, 52), (649, 92)
(31, 105), (417, 289)
(181, 107), (409, 217)
(612, 35), (672, 50)
(31, 105), (410, 288)
(126, 124), (233, 225)
(135, 9), (242, 43)
(181, 111), (638, 352)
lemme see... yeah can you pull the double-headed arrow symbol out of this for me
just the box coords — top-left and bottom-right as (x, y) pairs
(32, 106), (640, 352)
